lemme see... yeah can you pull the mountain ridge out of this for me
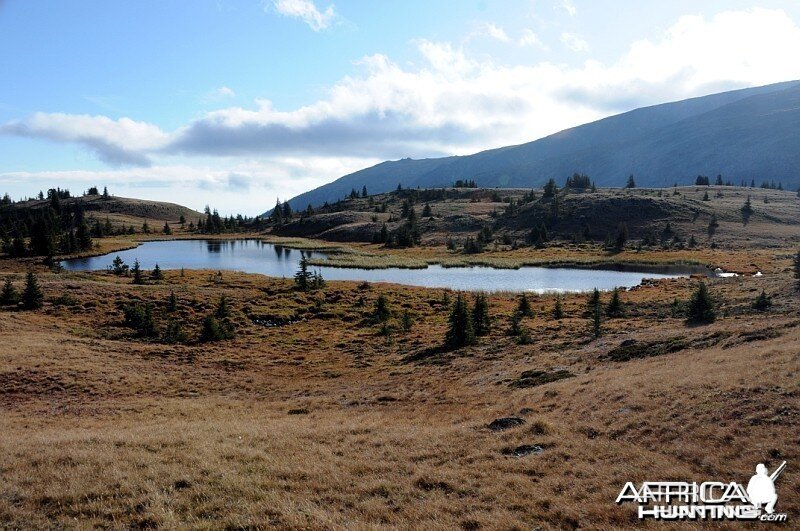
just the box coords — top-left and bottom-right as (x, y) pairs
(274, 80), (800, 213)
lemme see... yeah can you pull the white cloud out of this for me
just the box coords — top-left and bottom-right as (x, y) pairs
(204, 86), (236, 101)
(561, 31), (589, 52)
(0, 113), (168, 166)
(483, 23), (510, 43)
(3, 7), (800, 211)
(558, 0), (577, 17)
(269, 0), (336, 31)
(518, 28), (546, 49)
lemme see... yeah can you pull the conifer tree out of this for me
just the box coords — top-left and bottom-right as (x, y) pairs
(516, 293), (534, 318)
(294, 257), (311, 291)
(794, 251), (800, 290)
(553, 295), (564, 319)
(401, 309), (413, 333)
(472, 293), (491, 336)
(592, 299), (602, 338)
(445, 293), (475, 349)
(686, 282), (716, 325)
(375, 294), (391, 322)
(163, 222), (172, 235)
(131, 259), (144, 285)
(166, 290), (178, 312)
(150, 263), (164, 281)
(1, 277), (18, 305)
(586, 288), (601, 316)
(752, 290), (772, 311)
(21, 271), (43, 310)
(606, 287), (624, 317)
(215, 294), (230, 319)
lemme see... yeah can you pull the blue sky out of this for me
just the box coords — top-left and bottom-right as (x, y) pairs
(2, 0), (800, 214)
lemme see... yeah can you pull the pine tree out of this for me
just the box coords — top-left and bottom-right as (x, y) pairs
(401, 309), (413, 333)
(741, 195), (754, 224)
(1, 277), (18, 305)
(625, 175), (636, 188)
(166, 290), (178, 312)
(361, 185), (368, 198)
(707, 213), (719, 236)
(592, 300), (602, 338)
(516, 293), (534, 317)
(374, 294), (391, 322)
(200, 315), (227, 342)
(161, 319), (187, 344)
(294, 257), (311, 291)
(585, 288), (601, 317)
(102, 186), (109, 198)
(752, 290), (772, 311)
(472, 293), (491, 336)
(445, 293), (476, 349)
(215, 294), (230, 319)
(75, 220), (92, 251)
(163, 222), (172, 235)
(422, 203), (432, 217)
(686, 282), (716, 325)
(552, 295), (564, 320)
(606, 287), (624, 317)
(702, 190), (710, 201)
(794, 251), (800, 290)
(150, 263), (164, 281)
(111, 256), (127, 275)
(21, 271), (43, 310)
(131, 259), (144, 285)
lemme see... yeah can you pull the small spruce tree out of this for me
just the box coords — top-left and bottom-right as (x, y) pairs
(445, 293), (476, 349)
(1, 277), (18, 305)
(374, 294), (391, 322)
(752, 290), (772, 311)
(21, 272), (43, 310)
(472, 293), (491, 336)
(686, 282), (716, 325)
(166, 290), (178, 312)
(516, 293), (534, 318)
(606, 287), (624, 317)
(150, 263), (164, 281)
(131, 259), (144, 285)
(552, 295), (564, 320)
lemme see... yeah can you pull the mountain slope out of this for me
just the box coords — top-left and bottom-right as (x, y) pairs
(281, 80), (800, 211)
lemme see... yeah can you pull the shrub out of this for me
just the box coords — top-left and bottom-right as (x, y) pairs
(200, 315), (234, 342)
(552, 295), (564, 320)
(161, 319), (187, 344)
(123, 303), (156, 337)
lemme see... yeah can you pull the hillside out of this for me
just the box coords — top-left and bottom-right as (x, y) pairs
(273, 185), (800, 253)
(281, 80), (800, 211)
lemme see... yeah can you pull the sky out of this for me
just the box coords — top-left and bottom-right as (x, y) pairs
(2, 1), (800, 215)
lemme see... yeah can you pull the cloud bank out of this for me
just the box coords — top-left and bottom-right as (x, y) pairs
(3, 7), (800, 211)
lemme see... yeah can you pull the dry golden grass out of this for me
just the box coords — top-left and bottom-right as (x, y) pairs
(1, 244), (798, 528)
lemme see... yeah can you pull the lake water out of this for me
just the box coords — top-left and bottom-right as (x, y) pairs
(60, 239), (702, 293)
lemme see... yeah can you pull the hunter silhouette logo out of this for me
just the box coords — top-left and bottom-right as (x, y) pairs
(616, 461), (788, 522)
(747, 462), (785, 515)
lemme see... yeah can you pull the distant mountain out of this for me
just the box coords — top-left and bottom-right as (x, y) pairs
(276, 80), (800, 212)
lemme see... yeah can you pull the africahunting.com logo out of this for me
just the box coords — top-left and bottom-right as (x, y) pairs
(616, 461), (787, 522)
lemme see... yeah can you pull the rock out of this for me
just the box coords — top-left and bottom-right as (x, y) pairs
(502, 444), (544, 457)
(488, 417), (525, 431)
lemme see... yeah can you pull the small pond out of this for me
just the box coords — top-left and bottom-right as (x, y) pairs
(61, 239), (707, 293)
